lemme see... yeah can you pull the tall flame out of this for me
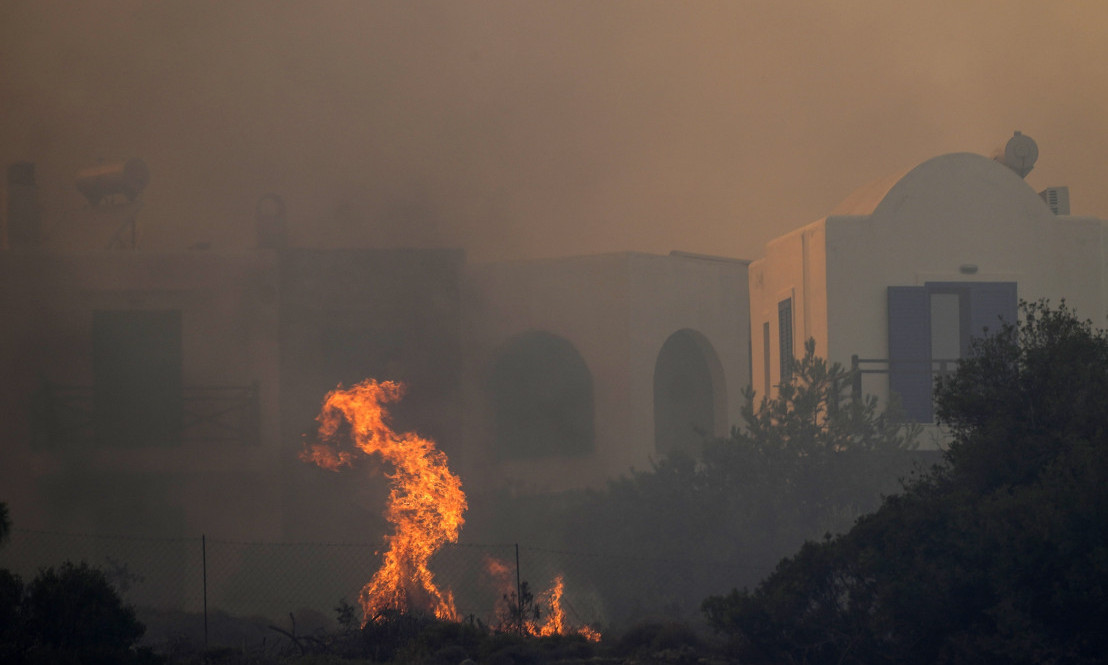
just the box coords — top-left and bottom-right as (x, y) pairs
(300, 379), (466, 623)
(535, 576), (570, 638)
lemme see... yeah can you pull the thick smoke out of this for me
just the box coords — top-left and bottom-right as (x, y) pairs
(2, 1), (1107, 260)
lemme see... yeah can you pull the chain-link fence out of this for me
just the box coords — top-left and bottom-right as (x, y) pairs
(0, 528), (763, 647)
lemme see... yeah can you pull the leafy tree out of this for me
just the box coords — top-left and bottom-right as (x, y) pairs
(706, 339), (920, 527)
(496, 580), (540, 635)
(562, 339), (920, 625)
(22, 561), (145, 653)
(0, 569), (23, 662)
(0, 503), (19, 663)
(740, 339), (919, 457)
(936, 300), (1108, 492)
(703, 302), (1108, 665)
(0, 560), (157, 664)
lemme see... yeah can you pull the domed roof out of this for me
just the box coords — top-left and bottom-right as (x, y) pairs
(828, 152), (1047, 219)
(829, 168), (910, 216)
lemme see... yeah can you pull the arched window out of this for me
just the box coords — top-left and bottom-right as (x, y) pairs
(488, 331), (595, 459)
(653, 329), (725, 457)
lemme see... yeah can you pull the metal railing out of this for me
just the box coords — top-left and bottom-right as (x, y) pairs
(850, 356), (959, 420)
(849, 356), (959, 389)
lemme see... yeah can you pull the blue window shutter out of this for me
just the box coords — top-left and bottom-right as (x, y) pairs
(968, 282), (1017, 346)
(779, 298), (794, 381)
(888, 286), (932, 422)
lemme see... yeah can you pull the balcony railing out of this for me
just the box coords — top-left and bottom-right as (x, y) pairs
(32, 382), (260, 448)
(850, 356), (959, 422)
(849, 356), (959, 391)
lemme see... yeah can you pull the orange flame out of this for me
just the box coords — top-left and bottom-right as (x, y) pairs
(484, 556), (601, 642)
(536, 576), (599, 641)
(535, 576), (568, 637)
(300, 379), (466, 623)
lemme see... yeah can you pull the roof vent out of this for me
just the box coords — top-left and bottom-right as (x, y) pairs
(1039, 186), (1070, 215)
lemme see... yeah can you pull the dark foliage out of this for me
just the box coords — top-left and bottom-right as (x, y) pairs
(0, 559), (160, 665)
(360, 609), (439, 662)
(612, 620), (702, 657)
(333, 598), (359, 634)
(22, 561), (145, 652)
(0, 568), (24, 663)
(703, 301), (1108, 665)
(565, 340), (921, 624)
(496, 580), (539, 635)
(304, 609), (602, 665)
(0, 501), (10, 546)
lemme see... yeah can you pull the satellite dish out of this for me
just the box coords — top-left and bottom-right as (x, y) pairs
(1002, 131), (1038, 178)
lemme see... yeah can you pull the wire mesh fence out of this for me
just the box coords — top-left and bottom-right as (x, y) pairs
(0, 527), (762, 641)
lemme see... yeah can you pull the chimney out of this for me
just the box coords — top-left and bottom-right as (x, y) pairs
(4, 162), (42, 249)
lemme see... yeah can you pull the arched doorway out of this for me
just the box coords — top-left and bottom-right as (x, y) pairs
(653, 329), (726, 457)
(488, 331), (595, 459)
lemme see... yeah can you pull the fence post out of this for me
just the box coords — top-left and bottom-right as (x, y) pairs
(515, 543), (523, 636)
(202, 534), (208, 649)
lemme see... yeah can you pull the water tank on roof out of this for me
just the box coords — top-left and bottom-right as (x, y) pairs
(995, 131), (1038, 178)
(75, 158), (150, 205)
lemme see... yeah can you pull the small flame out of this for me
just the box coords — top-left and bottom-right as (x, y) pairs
(535, 576), (599, 641)
(535, 576), (569, 637)
(301, 379), (466, 623)
(485, 556), (601, 642)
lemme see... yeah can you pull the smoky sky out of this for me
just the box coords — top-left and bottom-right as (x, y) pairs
(2, 1), (1107, 261)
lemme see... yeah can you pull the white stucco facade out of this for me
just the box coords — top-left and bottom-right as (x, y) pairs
(462, 251), (751, 492)
(751, 152), (1108, 428)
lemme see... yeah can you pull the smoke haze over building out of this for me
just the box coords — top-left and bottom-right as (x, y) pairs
(2, 1), (1107, 260)
(7, 3), (1108, 636)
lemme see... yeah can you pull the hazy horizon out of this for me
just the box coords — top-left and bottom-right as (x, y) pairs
(3, 1), (1106, 262)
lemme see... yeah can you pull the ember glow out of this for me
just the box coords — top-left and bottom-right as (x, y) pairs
(300, 379), (466, 623)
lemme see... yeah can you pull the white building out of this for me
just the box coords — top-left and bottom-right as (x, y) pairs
(750, 137), (1108, 428)
(461, 251), (750, 492)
